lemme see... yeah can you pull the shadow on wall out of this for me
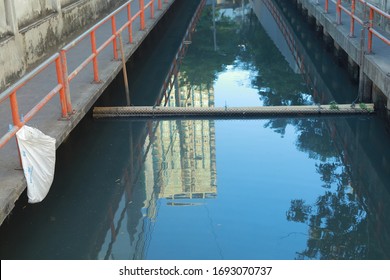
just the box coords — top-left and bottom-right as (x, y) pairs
(0, 0), (127, 92)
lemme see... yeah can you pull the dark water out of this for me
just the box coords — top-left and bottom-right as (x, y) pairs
(1, 0), (390, 260)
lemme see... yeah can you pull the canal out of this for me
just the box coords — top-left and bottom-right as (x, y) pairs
(1, 0), (390, 260)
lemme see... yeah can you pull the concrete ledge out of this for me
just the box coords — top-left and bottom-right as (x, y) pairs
(297, 0), (390, 101)
(0, 0), (176, 226)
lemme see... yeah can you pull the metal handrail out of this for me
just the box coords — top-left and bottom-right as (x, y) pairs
(0, 53), (67, 149)
(0, 0), (168, 152)
(60, 0), (161, 113)
(325, 0), (390, 52)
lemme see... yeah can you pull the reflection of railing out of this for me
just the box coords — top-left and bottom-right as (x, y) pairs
(0, 0), (167, 152)
(326, 119), (390, 258)
(324, 0), (390, 53)
(262, 0), (324, 101)
(157, 0), (207, 106)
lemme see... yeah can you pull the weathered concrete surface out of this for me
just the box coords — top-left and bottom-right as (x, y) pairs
(0, 0), (128, 92)
(0, 0), (176, 225)
(296, 0), (390, 103)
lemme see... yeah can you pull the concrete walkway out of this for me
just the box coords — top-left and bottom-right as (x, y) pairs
(0, 0), (176, 225)
(297, 0), (390, 103)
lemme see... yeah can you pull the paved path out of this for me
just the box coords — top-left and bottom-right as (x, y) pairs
(0, 0), (176, 225)
(298, 0), (390, 101)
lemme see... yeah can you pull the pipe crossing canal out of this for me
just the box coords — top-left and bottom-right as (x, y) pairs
(93, 104), (375, 119)
(1, 0), (390, 261)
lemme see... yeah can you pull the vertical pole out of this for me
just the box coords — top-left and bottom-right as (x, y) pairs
(367, 7), (374, 53)
(127, 3), (133, 43)
(9, 92), (23, 167)
(140, 0), (145, 30)
(55, 56), (68, 118)
(212, 0), (217, 51)
(90, 30), (100, 82)
(358, 10), (366, 101)
(158, 0), (162, 10)
(325, 0), (328, 13)
(10, 92), (22, 127)
(60, 50), (73, 114)
(350, 0), (355, 37)
(151, 0), (155, 19)
(119, 34), (131, 106)
(111, 16), (118, 60)
(336, 0), (341, 24)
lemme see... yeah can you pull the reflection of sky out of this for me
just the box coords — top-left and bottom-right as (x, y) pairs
(214, 63), (262, 107)
(143, 60), (325, 259)
(145, 120), (323, 260)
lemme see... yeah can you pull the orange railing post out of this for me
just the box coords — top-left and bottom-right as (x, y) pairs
(367, 7), (374, 53)
(9, 91), (22, 127)
(158, 0), (162, 10)
(60, 50), (73, 114)
(151, 0), (155, 19)
(127, 3), (133, 43)
(55, 56), (68, 118)
(325, 0), (328, 13)
(90, 30), (100, 82)
(140, 0), (145, 30)
(350, 0), (355, 37)
(111, 16), (118, 60)
(336, 0), (341, 24)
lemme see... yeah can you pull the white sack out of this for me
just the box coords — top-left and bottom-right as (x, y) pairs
(16, 126), (56, 203)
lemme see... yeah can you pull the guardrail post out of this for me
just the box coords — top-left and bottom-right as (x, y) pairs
(90, 30), (101, 82)
(140, 0), (145, 30)
(9, 91), (22, 127)
(158, 0), (162, 10)
(336, 0), (341, 24)
(325, 0), (328, 13)
(367, 7), (374, 53)
(55, 56), (68, 118)
(111, 16), (118, 60)
(9, 91), (24, 168)
(349, 0), (355, 37)
(127, 3), (133, 43)
(151, 0), (155, 19)
(60, 50), (73, 114)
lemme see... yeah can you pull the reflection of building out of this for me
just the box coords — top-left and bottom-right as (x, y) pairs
(148, 78), (217, 201)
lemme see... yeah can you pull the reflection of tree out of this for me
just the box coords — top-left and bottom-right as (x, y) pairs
(242, 10), (309, 106)
(288, 183), (369, 259)
(181, 6), (240, 88)
(286, 146), (373, 260)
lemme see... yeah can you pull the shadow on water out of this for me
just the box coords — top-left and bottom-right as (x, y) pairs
(0, 0), (204, 259)
(1, 0), (390, 260)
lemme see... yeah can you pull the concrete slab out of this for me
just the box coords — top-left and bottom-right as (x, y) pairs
(0, 0), (176, 225)
(297, 0), (390, 99)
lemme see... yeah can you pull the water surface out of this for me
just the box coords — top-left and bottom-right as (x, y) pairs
(1, 0), (390, 260)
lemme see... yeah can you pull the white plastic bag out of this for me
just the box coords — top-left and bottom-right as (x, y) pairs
(16, 125), (56, 203)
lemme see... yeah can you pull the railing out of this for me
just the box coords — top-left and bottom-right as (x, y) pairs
(0, 0), (168, 151)
(0, 54), (68, 149)
(324, 0), (390, 53)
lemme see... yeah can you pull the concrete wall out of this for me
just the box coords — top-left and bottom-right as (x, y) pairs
(60, 0), (80, 8)
(295, 0), (390, 109)
(15, 0), (56, 29)
(0, 0), (126, 92)
(0, 1), (7, 35)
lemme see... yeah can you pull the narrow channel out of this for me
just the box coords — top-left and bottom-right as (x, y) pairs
(1, 0), (389, 260)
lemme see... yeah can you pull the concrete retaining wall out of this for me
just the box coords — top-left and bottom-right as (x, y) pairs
(0, 0), (127, 92)
(295, 0), (390, 110)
